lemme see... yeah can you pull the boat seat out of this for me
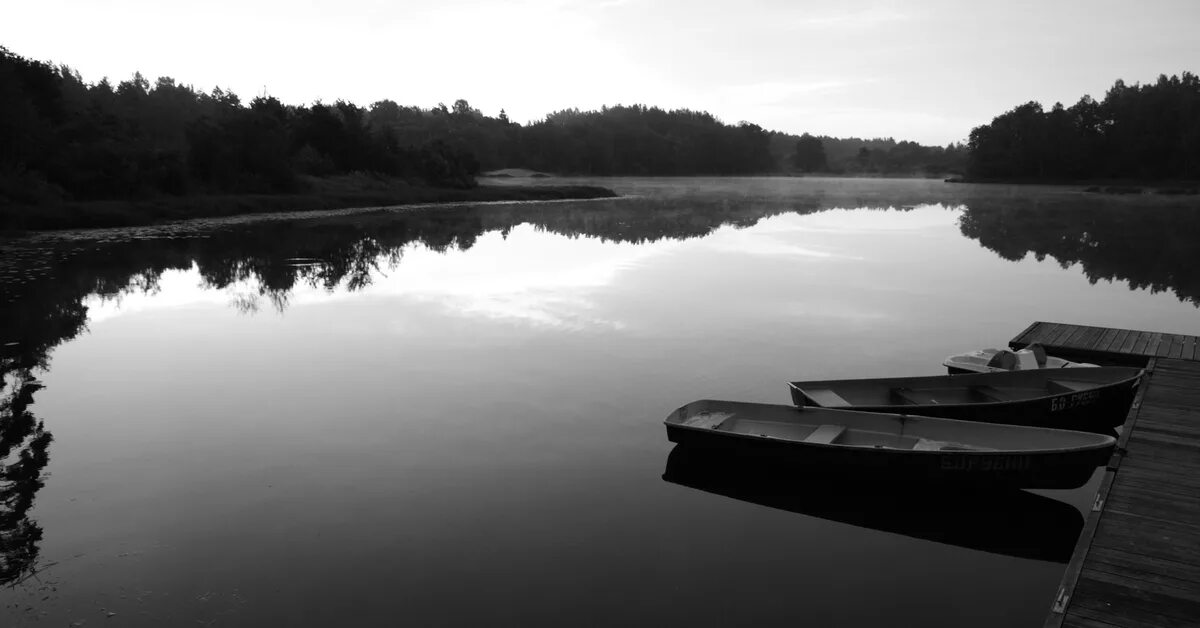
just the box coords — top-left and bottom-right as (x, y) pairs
(1015, 351), (1039, 370)
(892, 387), (938, 405)
(681, 412), (733, 429)
(1048, 379), (1091, 393)
(804, 424), (846, 445)
(913, 439), (991, 452)
(804, 388), (851, 408)
(971, 385), (1011, 402)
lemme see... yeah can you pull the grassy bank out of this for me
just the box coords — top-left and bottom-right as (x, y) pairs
(0, 176), (618, 232)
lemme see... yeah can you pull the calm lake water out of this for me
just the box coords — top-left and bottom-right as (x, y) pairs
(2, 177), (1199, 626)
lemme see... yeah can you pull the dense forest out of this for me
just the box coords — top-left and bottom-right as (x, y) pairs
(0, 46), (969, 215)
(771, 132), (967, 176)
(11, 46), (1190, 214)
(967, 72), (1200, 181)
(0, 47), (482, 206)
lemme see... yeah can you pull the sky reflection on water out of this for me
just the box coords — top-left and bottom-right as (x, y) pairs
(2, 178), (1200, 626)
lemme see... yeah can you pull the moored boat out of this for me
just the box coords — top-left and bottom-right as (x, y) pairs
(790, 366), (1142, 432)
(944, 343), (1097, 374)
(665, 399), (1115, 489)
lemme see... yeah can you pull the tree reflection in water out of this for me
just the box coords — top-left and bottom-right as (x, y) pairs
(0, 358), (52, 585)
(959, 199), (1200, 306)
(0, 196), (836, 582)
(0, 190), (1195, 583)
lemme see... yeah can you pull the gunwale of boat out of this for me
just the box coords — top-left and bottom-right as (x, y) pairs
(789, 366), (1142, 411)
(665, 399), (1115, 454)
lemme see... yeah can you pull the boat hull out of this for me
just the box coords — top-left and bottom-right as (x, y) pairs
(666, 421), (1107, 489)
(790, 367), (1141, 433)
(665, 401), (1115, 489)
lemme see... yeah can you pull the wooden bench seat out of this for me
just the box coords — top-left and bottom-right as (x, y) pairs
(892, 387), (939, 405)
(804, 388), (851, 408)
(971, 385), (1011, 402)
(804, 424), (846, 444)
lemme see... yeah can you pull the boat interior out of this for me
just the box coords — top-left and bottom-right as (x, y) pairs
(716, 418), (991, 451)
(671, 400), (1114, 452)
(793, 367), (1139, 408)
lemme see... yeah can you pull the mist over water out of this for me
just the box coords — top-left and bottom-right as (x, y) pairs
(2, 177), (1199, 626)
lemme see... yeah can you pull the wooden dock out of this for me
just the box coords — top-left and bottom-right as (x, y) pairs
(1011, 321), (1200, 365)
(1008, 322), (1200, 628)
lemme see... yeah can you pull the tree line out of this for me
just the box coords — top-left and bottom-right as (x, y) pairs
(0, 47), (482, 205)
(1, 47), (975, 209)
(966, 72), (1200, 181)
(776, 133), (967, 176)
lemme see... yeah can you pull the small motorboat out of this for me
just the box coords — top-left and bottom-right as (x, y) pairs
(944, 343), (1097, 374)
(664, 400), (1114, 489)
(789, 366), (1142, 433)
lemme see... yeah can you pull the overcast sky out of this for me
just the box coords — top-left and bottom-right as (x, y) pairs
(4, 0), (1197, 145)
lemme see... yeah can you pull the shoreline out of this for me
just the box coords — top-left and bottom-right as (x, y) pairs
(484, 172), (957, 180)
(0, 184), (619, 233)
(945, 176), (1200, 194)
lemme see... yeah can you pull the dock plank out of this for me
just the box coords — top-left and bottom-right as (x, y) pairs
(1096, 328), (1121, 353)
(1061, 616), (1123, 628)
(1151, 333), (1170, 357)
(1106, 492), (1200, 527)
(1080, 566), (1200, 607)
(1014, 321), (1045, 346)
(1117, 328), (1140, 354)
(1119, 462), (1200, 489)
(1072, 573), (1200, 626)
(1150, 377), (1200, 390)
(1079, 326), (1107, 351)
(1143, 375), (1200, 391)
(1065, 324), (1092, 349)
(1029, 322), (1059, 346)
(1106, 328), (1131, 354)
(1086, 545), (1200, 587)
(1068, 605), (1165, 628)
(1050, 323), (1080, 347)
(1168, 335), (1185, 359)
(1132, 331), (1153, 355)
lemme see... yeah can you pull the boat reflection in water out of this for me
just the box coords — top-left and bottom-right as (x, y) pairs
(662, 445), (1084, 564)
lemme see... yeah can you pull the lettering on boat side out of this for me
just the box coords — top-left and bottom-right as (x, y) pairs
(1049, 390), (1101, 412)
(940, 455), (1032, 471)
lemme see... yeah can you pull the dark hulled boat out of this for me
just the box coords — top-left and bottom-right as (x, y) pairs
(665, 399), (1115, 489)
(789, 366), (1142, 433)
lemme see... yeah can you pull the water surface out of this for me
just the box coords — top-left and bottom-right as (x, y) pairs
(2, 177), (1199, 626)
